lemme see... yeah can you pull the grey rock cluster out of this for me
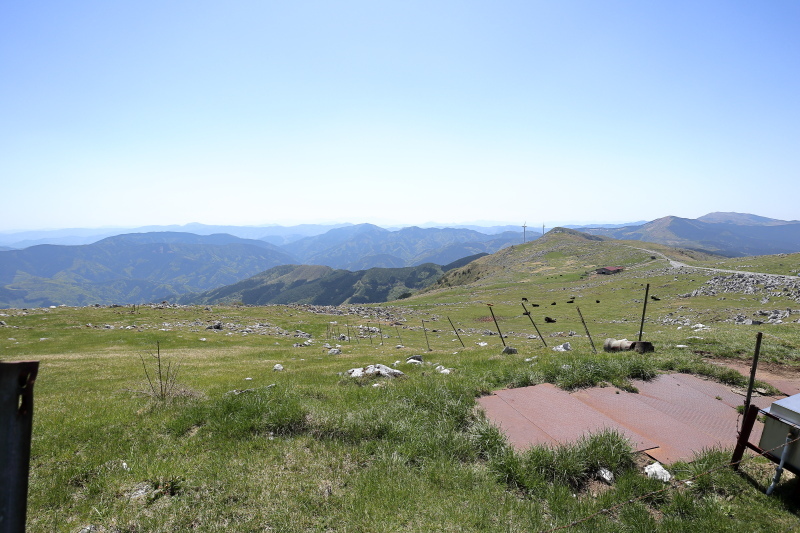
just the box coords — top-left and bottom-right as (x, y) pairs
(730, 308), (795, 325)
(685, 273), (800, 302)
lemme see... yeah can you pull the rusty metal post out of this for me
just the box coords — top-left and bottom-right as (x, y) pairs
(422, 320), (432, 351)
(576, 307), (597, 354)
(732, 403), (761, 470)
(1, 361), (39, 533)
(638, 283), (650, 342)
(395, 326), (402, 345)
(521, 302), (547, 347)
(377, 324), (383, 345)
(487, 304), (506, 347)
(447, 316), (465, 347)
(743, 332), (763, 417)
(367, 322), (373, 345)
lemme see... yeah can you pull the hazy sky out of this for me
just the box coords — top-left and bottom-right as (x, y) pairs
(2, 1), (798, 231)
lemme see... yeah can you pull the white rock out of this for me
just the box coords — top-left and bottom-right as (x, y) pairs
(347, 364), (405, 378)
(477, 342), (488, 347)
(552, 342), (572, 352)
(273, 364), (284, 371)
(675, 344), (688, 348)
(245, 377), (253, 381)
(597, 467), (614, 484)
(328, 348), (342, 355)
(644, 462), (671, 482)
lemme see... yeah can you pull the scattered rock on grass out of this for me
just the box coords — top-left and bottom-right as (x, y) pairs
(347, 364), (405, 378)
(644, 462), (671, 482)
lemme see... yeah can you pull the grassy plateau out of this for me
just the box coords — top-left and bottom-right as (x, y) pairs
(3, 230), (800, 532)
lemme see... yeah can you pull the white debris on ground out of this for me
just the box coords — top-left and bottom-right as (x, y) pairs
(273, 364), (284, 371)
(552, 342), (572, 352)
(597, 467), (614, 484)
(346, 364), (405, 378)
(644, 462), (672, 482)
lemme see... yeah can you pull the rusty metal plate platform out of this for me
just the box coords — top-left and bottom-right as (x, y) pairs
(478, 383), (658, 453)
(479, 374), (769, 464)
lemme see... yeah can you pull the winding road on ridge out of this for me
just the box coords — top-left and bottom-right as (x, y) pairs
(625, 245), (800, 281)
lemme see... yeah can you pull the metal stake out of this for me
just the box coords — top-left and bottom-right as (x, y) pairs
(422, 320), (432, 351)
(576, 307), (597, 354)
(487, 304), (506, 347)
(743, 332), (763, 417)
(521, 302), (547, 347)
(395, 326), (402, 345)
(447, 316), (465, 347)
(638, 283), (650, 342)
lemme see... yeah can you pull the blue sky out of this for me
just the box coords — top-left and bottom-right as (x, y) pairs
(2, 1), (798, 231)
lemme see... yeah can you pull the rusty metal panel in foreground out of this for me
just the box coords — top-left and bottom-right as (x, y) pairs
(1, 361), (39, 533)
(479, 374), (765, 464)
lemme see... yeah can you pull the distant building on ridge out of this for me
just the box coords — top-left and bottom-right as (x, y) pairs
(596, 266), (624, 275)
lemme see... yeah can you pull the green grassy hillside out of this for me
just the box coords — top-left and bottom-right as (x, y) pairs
(180, 263), (445, 306)
(4, 230), (800, 531)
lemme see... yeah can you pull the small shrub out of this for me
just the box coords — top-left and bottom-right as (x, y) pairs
(138, 341), (182, 401)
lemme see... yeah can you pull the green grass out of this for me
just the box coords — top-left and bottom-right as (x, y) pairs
(5, 231), (800, 531)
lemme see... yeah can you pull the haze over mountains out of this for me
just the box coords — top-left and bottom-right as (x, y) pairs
(0, 212), (798, 309)
(582, 212), (800, 257)
(0, 225), (520, 308)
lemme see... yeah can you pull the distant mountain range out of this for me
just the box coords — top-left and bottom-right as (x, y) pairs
(582, 212), (800, 257)
(0, 223), (520, 307)
(2, 212), (799, 308)
(0, 222), (529, 249)
(0, 233), (296, 308)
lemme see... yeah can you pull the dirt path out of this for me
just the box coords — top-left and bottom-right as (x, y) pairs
(625, 244), (800, 281)
(708, 357), (800, 397)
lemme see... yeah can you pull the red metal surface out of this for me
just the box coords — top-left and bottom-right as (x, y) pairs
(667, 373), (779, 410)
(478, 373), (771, 464)
(476, 395), (555, 449)
(496, 384), (659, 451)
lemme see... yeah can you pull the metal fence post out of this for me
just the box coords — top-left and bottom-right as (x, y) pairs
(1, 361), (39, 533)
